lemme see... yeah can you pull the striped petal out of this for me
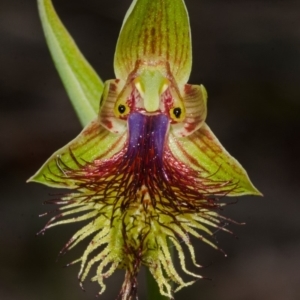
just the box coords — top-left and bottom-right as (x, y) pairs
(114, 0), (192, 85)
(168, 123), (262, 196)
(28, 120), (127, 188)
(172, 84), (208, 137)
(98, 79), (127, 134)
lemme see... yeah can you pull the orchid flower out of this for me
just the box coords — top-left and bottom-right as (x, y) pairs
(29, 0), (261, 299)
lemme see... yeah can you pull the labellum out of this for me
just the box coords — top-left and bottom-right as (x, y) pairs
(30, 0), (261, 299)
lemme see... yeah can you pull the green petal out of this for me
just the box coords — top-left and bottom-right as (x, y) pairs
(114, 0), (192, 85)
(99, 79), (127, 134)
(28, 119), (127, 188)
(168, 123), (261, 196)
(38, 0), (104, 126)
(172, 84), (208, 137)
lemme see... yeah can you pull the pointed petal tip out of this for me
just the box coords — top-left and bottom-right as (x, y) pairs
(247, 187), (263, 197)
(236, 182), (263, 197)
(238, 174), (263, 196)
(26, 173), (41, 184)
(26, 173), (68, 188)
(26, 177), (32, 184)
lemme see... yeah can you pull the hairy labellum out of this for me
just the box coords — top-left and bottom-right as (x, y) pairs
(40, 112), (237, 299)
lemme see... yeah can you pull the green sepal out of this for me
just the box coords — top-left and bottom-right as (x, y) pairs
(169, 123), (262, 196)
(114, 0), (192, 85)
(28, 119), (127, 188)
(38, 0), (104, 126)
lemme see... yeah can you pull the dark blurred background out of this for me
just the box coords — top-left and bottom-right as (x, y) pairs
(1, 0), (300, 299)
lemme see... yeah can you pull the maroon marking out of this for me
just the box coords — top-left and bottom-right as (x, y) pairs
(102, 119), (113, 130)
(184, 84), (193, 94)
(110, 82), (117, 92)
(150, 27), (156, 54)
